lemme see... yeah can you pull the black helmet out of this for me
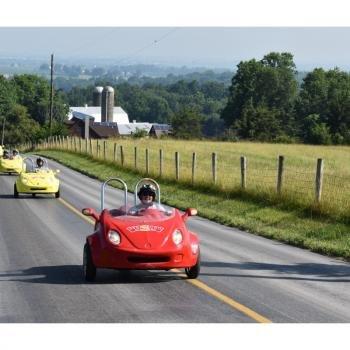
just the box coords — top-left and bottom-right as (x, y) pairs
(138, 184), (156, 200)
(36, 157), (44, 167)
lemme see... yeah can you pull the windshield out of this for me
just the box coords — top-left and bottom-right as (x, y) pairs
(128, 205), (174, 219)
(25, 159), (49, 172)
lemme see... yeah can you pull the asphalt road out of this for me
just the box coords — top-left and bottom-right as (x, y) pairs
(0, 157), (349, 323)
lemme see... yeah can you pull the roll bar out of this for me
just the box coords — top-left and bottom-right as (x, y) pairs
(23, 157), (35, 171)
(134, 178), (160, 206)
(101, 177), (128, 214)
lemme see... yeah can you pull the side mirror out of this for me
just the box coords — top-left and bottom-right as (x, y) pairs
(182, 207), (197, 221)
(186, 208), (197, 216)
(82, 207), (100, 221)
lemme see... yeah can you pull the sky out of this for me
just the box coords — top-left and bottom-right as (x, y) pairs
(1, 0), (350, 72)
(1, 27), (350, 71)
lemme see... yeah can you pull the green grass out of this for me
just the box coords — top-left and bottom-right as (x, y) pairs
(43, 138), (350, 220)
(37, 149), (350, 261)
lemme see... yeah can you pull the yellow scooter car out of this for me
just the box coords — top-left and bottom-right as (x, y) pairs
(0, 149), (25, 174)
(14, 157), (60, 198)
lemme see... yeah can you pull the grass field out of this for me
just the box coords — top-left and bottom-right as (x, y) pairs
(36, 149), (350, 261)
(41, 137), (350, 221)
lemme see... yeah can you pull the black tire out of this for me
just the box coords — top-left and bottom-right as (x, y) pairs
(14, 184), (19, 198)
(83, 243), (96, 282)
(185, 250), (201, 279)
(55, 189), (60, 198)
(32, 193), (36, 197)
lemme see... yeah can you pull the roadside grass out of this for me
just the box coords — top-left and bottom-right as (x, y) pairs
(38, 149), (350, 261)
(46, 138), (350, 219)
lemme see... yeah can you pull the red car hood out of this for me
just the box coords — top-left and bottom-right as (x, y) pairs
(108, 211), (179, 250)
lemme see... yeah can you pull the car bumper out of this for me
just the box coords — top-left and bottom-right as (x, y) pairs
(16, 183), (59, 194)
(0, 166), (22, 174)
(92, 244), (199, 270)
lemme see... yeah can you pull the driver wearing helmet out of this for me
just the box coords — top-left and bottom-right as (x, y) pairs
(36, 157), (44, 169)
(12, 149), (19, 158)
(129, 184), (168, 215)
(3, 149), (9, 159)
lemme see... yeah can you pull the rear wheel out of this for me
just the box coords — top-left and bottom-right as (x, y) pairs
(185, 250), (200, 279)
(83, 243), (96, 282)
(14, 184), (19, 198)
(55, 189), (60, 198)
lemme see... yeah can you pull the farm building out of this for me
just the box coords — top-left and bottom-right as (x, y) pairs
(65, 86), (172, 139)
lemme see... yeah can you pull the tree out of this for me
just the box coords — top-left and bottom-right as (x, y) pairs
(171, 108), (203, 139)
(297, 68), (350, 143)
(221, 52), (298, 141)
(202, 116), (225, 138)
(302, 114), (332, 145)
(12, 74), (50, 124)
(131, 127), (148, 138)
(4, 105), (41, 145)
(0, 75), (17, 117)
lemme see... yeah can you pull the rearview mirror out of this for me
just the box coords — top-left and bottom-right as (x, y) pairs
(82, 207), (100, 221)
(186, 208), (197, 216)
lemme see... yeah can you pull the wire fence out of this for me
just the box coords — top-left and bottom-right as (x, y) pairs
(25, 136), (350, 216)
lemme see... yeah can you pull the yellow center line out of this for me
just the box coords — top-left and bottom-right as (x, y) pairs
(58, 198), (95, 225)
(58, 196), (272, 323)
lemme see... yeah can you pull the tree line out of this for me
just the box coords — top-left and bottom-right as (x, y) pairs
(2, 52), (350, 145)
(65, 79), (228, 139)
(0, 74), (68, 146)
(222, 52), (350, 144)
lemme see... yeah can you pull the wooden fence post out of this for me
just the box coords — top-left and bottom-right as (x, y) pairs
(315, 158), (324, 203)
(240, 156), (247, 189)
(74, 137), (77, 152)
(85, 139), (88, 153)
(114, 143), (117, 162)
(134, 146), (137, 169)
(192, 152), (196, 185)
(89, 139), (92, 155)
(175, 151), (180, 181)
(96, 140), (99, 157)
(159, 149), (163, 177)
(79, 138), (82, 153)
(145, 148), (149, 174)
(103, 141), (106, 160)
(212, 152), (217, 184)
(277, 155), (284, 195)
(120, 145), (124, 166)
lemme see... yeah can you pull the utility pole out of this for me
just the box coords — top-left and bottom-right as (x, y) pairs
(49, 53), (54, 136)
(1, 117), (5, 145)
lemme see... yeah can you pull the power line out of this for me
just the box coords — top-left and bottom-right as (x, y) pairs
(114, 28), (179, 65)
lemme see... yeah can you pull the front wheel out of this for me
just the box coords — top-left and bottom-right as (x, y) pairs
(185, 250), (200, 279)
(83, 243), (96, 282)
(55, 189), (60, 198)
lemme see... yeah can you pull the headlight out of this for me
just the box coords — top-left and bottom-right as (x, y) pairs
(108, 230), (121, 245)
(172, 229), (183, 245)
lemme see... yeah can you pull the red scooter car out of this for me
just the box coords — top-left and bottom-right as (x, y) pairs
(82, 178), (200, 282)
